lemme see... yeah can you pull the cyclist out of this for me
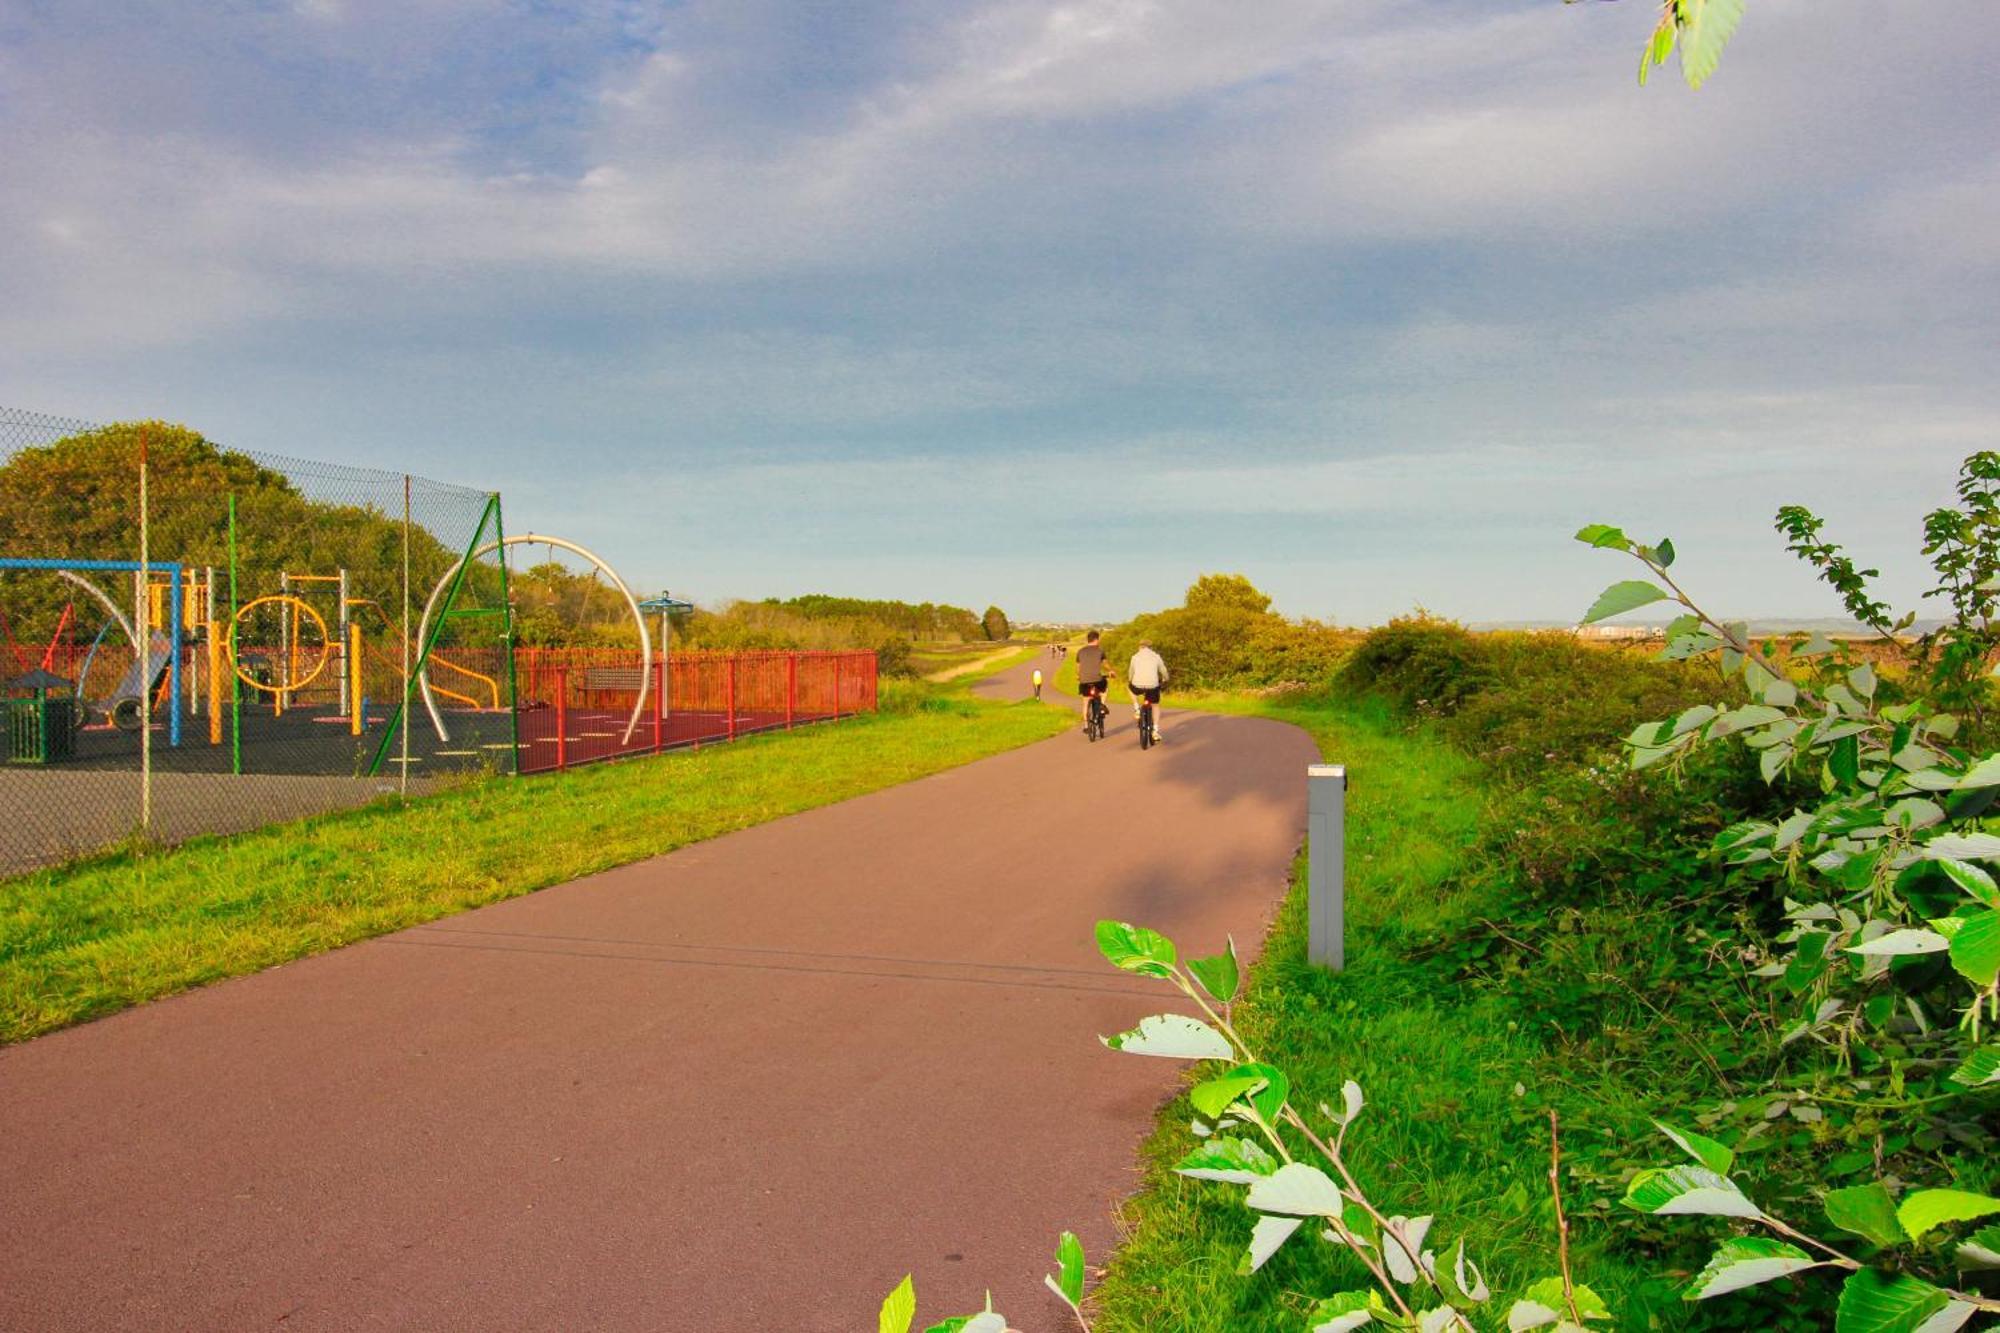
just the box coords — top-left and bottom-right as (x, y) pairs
(1031, 666), (1044, 699)
(1075, 630), (1110, 734)
(1127, 638), (1169, 743)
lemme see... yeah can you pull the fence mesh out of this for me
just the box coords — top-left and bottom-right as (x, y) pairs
(0, 409), (507, 873)
(1, 406), (881, 876)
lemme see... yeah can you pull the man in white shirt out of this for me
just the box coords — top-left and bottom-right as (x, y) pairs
(1126, 639), (1170, 742)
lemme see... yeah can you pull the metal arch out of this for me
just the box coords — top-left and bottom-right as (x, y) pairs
(0, 568), (138, 648)
(415, 533), (651, 747)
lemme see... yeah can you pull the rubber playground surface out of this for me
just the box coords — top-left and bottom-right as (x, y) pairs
(0, 658), (1317, 1330)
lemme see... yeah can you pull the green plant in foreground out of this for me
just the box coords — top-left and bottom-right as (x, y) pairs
(1578, 508), (2000, 1326)
(890, 923), (1617, 1332)
(880, 1232), (1090, 1332)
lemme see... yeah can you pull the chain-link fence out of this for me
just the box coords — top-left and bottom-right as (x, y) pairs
(1, 408), (512, 874)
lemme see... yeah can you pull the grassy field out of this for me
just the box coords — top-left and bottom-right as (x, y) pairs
(0, 675), (1069, 1044)
(922, 641), (1041, 683)
(907, 638), (1016, 675)
(1085, 687), (1701, 1331)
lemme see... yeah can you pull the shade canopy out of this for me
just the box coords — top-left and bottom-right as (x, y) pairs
(6, 668), (74, 693)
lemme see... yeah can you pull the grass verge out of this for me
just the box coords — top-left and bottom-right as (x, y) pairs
(0, 678), (1069, 1044)
(1088, 688), (1700, 1331)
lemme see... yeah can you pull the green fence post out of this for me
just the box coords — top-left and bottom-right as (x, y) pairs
(367, 493), (500, 777)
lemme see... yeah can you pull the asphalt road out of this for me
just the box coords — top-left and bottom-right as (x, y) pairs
(0, 652), (1315, 1330)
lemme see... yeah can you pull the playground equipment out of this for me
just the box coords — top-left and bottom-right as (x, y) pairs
(414, 534), (649, 746)
(0, 558), (186, 747)
(346, 597), (501, 712)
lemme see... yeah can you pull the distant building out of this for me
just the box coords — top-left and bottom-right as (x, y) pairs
(1573, 624), (1663, 642)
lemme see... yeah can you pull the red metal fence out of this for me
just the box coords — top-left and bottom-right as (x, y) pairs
(510, 648), (877, 774)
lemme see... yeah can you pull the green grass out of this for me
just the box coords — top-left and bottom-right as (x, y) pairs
(0, 677), (1070, 1044)
(1087, 688), (1704, 1332)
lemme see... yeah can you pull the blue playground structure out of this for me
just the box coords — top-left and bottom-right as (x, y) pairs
(0, 558), (184, 747)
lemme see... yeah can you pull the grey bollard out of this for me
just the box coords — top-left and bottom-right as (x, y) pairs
(1308, 764), (1346, 970)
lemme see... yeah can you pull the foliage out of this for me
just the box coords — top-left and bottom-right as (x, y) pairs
(1607, 0), (1748, 91)
(1338, 614), (1729, 777)
(879, 1233), (1090, 1333)
(1577, 495), (2000, 1325)
(672, 600), (916, 676)
(509, 562), (640, 647)
(1185, 573), (1274, 616)
(1101, 574), (1354, 690)
(0, 420), (455, 637)
(894, 919), (1619, 1332)
(765, 594), (985, 642)
(982, 605), (1011, 642)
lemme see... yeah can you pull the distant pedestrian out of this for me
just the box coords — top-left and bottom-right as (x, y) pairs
(1031, 667), (1044, 699)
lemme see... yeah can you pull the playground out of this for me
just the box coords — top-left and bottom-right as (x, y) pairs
(0, 415), (880, 874)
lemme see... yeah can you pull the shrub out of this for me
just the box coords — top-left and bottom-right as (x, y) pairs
(1101, 574), (1353, 689)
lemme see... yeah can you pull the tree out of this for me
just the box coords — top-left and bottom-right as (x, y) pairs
(1183, 574), (1272, 616)
(0, 420), (460, 644)
(981, 605), (1010, 641)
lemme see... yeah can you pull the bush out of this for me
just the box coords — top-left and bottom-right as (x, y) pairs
(1101, 574), (1353, 689)
(1339, 617), (1728, 775)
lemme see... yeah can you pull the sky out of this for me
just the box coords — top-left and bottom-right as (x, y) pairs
(1, 1), (1996, 625)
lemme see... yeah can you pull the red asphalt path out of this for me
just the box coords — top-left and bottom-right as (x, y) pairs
(0, 654), (1315, 1330)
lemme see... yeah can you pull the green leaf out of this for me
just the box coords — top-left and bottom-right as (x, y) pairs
(1095, 920), (1176, 977)
(1516, 1277), (1612, 1323)
(1189, 1072), (1265, 1119)
(1949, 1046), (2000, 1089)
(1236, 1061), (1290, 1123)
(1846, 929), (1952, 958)
(1101, 1014), (1234, 1060)
(1241, 1214), (1304, 1273)
(881, 1275), (917, 1333)
(1958, 1223), (2000, 1270)
(1830, 735), (1862, 787)
(1657, 537), (1677, 567)
(1307, 1291), (1386, 1332)
(1898, 1189), (2000, 1242)
(1935, 858), (2000, 908)
(1850, 663), (1879, 700)
(1173, 1136), (1280, 1184)
(1834, 1269), (1950, 1333)
(1622, 1165), (1763, 1219)
(1583, 580), (1669, 624)
(1244, 1162), (1346, 1218)
(1929, 833), (2000, 862)
(1654, 1121), (1734, 1174)
(1947, 755), (2000, 790)
(1045, 1231), (1085, 1308)
(1684, 1237), (1821, 1300)
(1678, 0), (1746, 90)
(1187, 936), (1240, 1004)
(1947, 909), (2000, 986)
(1574, 524), (1631, 550)
(1673, 703), (1719, 737)
(1826, 1183), (1907, 1247)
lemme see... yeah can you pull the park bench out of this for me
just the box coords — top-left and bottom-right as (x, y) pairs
(580, 666), (649, 697)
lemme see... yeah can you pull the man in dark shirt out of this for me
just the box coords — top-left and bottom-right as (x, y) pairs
(1075, 630), (1108, 732)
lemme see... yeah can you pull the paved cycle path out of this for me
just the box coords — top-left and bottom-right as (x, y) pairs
(0, 656), (1315, 1331)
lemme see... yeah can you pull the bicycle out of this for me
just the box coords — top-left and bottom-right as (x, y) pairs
(1136, 698), (1155, 750)
(1085, 688), (1107, 742)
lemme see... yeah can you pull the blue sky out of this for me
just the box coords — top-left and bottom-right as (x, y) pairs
(2, 1), (1996, 624)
